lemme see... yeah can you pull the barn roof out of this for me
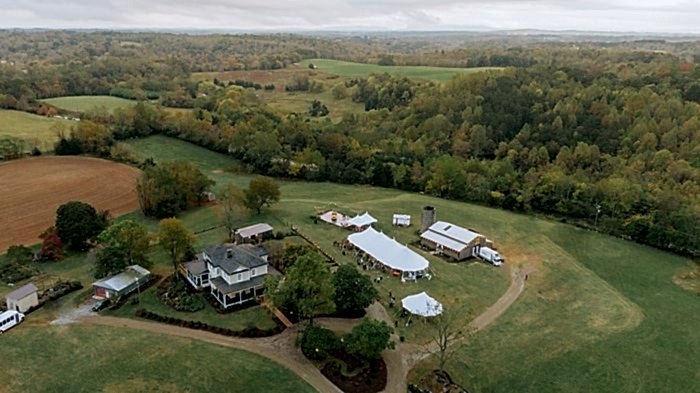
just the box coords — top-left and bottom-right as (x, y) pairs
(6, 283), (38, 300)
(424, 221), (482, 246)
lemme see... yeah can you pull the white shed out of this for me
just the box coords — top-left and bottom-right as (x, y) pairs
(392, 214), (411, 227)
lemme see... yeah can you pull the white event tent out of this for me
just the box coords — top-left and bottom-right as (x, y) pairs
(347, 227), (429, 280)
(401, 292), (443, 317)
(347, 212), (378, 229)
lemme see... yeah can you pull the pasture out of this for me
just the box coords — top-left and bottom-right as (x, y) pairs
(299, 59), (502, 83)
(0, 324), (314, 393)
(125, 136), (700, 393)
(41, 95), (136, 113)
(0, 156), (140, 252)
(192, 67), (365, 121)
(0, 109), (73, 152)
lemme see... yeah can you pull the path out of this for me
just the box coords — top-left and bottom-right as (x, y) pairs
(79, 264), (533, 393)
(83, 316), (342, 393)
(377, 264), (535, 393)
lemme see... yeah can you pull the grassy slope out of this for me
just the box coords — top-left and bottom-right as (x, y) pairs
(0, 324), (314, 393)
(126, 136), (700, 392)
(41, 95), (136, 112)
(299, 58), (502, 84)
(0, 109), (73, 151)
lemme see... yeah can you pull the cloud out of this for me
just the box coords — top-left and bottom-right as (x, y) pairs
(0, 0), (697, 33)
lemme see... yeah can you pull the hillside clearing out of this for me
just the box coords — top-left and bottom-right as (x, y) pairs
(41, 95), (137, 113)
(0, 109), (73, 152)
(299, 59), (503, 83)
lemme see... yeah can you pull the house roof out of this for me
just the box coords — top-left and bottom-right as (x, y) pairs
(204, 244), (267, 275)
(184, 260), (207, 276)
(425, 221), (482, 246)
(235, 223), (273, 239)
(92, 265), (150, 292)
(210, 275), (266, 295)
(6, 283), (38, 300)
(347, 212), (377, 228)
(347, 227), (429, 272)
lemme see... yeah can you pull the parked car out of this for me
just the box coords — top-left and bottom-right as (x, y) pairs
(91, 299), (111, 312)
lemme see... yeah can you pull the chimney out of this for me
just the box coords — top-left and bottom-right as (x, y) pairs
(226, 248), (233, 258)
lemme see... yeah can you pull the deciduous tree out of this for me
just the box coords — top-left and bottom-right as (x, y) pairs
(244, 176), (281, 214)
(158, 218), (196, 278)
(55, 201), (108, 251)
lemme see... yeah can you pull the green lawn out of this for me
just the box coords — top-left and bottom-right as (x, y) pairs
(41, 95), (137, 113)
(126, 136), (700, 393)
(107, 284), (278, 332)
(0, 109), (73, 152)
(0, 324), (315, 393)
(300, 59), (502, 84)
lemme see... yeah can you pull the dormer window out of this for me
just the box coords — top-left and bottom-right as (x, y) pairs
(237, 273), (242, 281)
(251, 269), (256, 276)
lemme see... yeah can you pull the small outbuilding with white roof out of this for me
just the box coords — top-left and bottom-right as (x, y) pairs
(347, 227), (429, 280)
(420, 221), (486, 261)
(92, 265), (151, 300)
(235, 223), (273, 244)
(392, 214), (411, 227)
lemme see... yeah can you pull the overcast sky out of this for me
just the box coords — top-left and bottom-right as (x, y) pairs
(0, 0), (698, 33)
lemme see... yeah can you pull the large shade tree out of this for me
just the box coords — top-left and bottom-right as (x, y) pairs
(332, 264), (377, 316)
(158, 217), (196, 278)
(266, 252), (334, 323)
(55, 201), (108, 251)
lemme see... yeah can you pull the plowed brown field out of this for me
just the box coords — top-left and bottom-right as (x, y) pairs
(0, 156), (140, 251)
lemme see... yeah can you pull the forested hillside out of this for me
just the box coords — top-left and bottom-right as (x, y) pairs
(1, 31), (698, 256)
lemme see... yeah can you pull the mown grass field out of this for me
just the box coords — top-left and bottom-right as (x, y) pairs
(0, 324), (315, 393)
(124, 136), (700, 393)
(40, 95), (136, 113)
(0, 109), (73, 151)
(299, 58), (502, 84)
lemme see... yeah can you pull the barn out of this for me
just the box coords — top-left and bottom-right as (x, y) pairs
(420, 221), (486, 261)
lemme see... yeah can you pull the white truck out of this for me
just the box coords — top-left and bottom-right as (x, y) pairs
(0, 310), (25, 334)
(478, 247), (504, 267)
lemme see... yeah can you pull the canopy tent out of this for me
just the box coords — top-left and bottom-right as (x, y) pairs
(401, 292), (443, 317)
(347, 212), (378, 228)
(347, 227), (429, 275)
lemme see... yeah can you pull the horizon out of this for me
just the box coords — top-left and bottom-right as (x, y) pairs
(1, 1), (698, 35)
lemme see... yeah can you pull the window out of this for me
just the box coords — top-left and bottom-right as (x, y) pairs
(237, 273), (242, 281)
(251, 269), (256, 276)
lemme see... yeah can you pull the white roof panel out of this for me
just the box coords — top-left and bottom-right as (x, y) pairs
(427, 221), (482, 245)
(420, 230), (467, 252)
(347, 227), (428, 272)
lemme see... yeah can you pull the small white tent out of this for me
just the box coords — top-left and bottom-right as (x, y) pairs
(401, 292), (443, 317)
(347, 212), (378, 229)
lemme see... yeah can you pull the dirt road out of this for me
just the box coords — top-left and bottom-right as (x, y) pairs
(82, 265), (533, 393)
(84, 316), (342, 393)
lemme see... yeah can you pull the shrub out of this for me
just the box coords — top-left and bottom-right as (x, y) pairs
(301, 325), (341, 360)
